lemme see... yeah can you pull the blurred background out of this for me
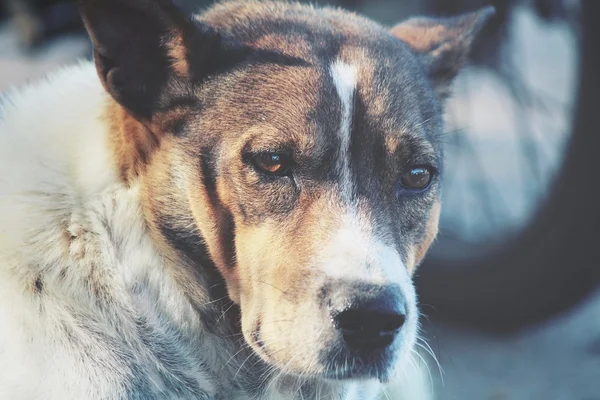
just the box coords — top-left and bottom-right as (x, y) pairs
(1, 0), (598, 398)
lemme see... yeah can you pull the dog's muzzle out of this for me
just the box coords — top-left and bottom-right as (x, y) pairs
(320, 281), (408, 379)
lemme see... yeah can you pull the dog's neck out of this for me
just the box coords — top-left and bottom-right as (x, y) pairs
(107, 98), (247, 373)
(107, 99), (235, 325)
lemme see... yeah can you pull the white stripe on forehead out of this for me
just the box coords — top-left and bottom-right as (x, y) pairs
(329, 60), (357, 203)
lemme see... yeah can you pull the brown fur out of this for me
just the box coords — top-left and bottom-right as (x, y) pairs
(166, 32), (191, 79)
(107, 101), (160, 182)
(411, 200), (441, 273)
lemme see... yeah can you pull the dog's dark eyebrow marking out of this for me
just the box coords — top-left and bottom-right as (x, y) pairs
(189, 41), (312, 84)
(247, 49), (312, 68)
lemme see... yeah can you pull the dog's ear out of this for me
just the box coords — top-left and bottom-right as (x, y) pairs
(78, 0), (236, 122)
(390, 7), (495, 99)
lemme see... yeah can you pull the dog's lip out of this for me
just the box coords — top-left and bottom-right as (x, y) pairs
(245, 336), (392, 382)
(244, 321), (398, 381)
(269, 365), (389, 383)
(320, 364), (392, 383)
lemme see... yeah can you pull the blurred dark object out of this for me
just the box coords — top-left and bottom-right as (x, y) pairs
(532, 0), (570, 21)
(416, 0), (600, 333)
(2, 0), (85, 50)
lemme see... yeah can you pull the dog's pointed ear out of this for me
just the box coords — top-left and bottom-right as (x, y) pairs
(78, 0), (230, 122)
(390, 6), (495, 99)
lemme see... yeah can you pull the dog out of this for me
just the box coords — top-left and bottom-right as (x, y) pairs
(0, 0), (493, 398)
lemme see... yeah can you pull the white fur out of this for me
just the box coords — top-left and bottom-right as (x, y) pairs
(330, 60), (357, 203)
(317, 210), (420, 384)
(0, 62), (430, 400)
(0, 63), (219, 399)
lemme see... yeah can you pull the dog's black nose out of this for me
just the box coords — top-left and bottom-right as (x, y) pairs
(332, 285), (406, 349)
(335, 307), (405, 348)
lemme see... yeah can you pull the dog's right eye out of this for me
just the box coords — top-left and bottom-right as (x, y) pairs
(252, 152), (292, 176)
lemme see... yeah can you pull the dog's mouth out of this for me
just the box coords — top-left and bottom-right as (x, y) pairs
(249, 334), (401, 382)
(320, 345), (398, 382)
(245, 311), (413, 383)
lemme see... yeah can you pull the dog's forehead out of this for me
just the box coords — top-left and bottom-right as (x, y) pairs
(197, 2), (441, 152)
(202, 1), (425, 75)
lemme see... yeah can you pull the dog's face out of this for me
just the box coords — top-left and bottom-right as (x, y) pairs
(81, 0), (492, 382)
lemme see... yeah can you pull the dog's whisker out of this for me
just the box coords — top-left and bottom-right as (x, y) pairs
(228, 278), (289, 295)
(221, 343), (252, 372)
(198, 295), (229, 307)
(233, 351), (257, 381)
(215, 301), (237, 324)
(412, 347), (435, 391)
(416, 336), (444, 383)
(382, 387), (392, 400)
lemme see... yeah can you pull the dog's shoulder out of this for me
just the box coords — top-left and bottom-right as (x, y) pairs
(0, 61), (117, 284)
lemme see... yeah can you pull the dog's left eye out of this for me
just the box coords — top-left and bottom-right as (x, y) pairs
(398, 165), (435, 192)
(252, 152), (292, 176)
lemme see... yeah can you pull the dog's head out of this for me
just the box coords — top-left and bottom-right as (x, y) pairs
(80, 0), (492, 382)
